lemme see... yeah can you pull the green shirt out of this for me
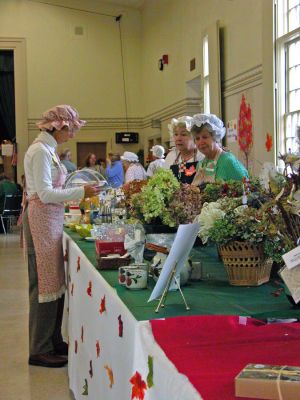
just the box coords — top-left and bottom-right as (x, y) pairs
(196, 151), (249, 182)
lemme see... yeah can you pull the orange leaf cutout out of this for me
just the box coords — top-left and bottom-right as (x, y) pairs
(104, 365), (114, 388)
(99, 295), (106, 314)
(265, 132), (272, 152)
(184, 165), (196, 177)
(130, 371), (147, 400)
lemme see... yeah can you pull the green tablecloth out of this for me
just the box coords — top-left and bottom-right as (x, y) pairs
(65, 228), (299, 321)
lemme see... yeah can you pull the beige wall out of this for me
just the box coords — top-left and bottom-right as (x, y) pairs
(0, 0), (275, 179)
(140, 0), (275, 175)
(0, 0), (142, 179)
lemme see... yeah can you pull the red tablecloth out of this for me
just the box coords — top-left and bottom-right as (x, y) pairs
(150, 316), (300, 400)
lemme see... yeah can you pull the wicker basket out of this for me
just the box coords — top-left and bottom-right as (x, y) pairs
(218, 241), (272, 286)
(96, 254), (131, 270)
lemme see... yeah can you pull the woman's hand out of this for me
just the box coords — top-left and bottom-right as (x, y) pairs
(83, 184), (102, 198)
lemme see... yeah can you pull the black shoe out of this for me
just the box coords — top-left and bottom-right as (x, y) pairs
(54, 341), (68, 356)
(29, 352), (68, 368)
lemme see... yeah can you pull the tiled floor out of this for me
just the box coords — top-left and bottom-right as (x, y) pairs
(0, 231), (73, 400)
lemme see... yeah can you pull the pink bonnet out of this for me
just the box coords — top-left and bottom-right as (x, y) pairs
(36, 105), (86, 132)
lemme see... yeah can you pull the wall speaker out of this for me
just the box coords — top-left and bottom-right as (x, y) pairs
(116, 132), (139, 144)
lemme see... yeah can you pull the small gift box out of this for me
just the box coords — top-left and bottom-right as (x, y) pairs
(235, 363), (300, 399)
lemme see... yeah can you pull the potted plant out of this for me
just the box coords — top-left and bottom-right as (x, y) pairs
(195, 197), (293, 286)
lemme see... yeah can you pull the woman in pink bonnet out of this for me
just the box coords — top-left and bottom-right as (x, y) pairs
(23, 105), (101, 368)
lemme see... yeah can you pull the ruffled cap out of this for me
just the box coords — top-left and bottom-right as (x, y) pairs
(168, 116), (194, 136)
(150, 145), (165, 159)
(191, 113), (226, 140)
(121, 151), (139, 162)
(36, 105), (86, 132)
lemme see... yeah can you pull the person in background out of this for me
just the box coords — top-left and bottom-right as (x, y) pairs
(23, 105), (101, 368)
(0, 173), (18, 213)
(59, 148), (77, 173)
(191, 113), (249, 185)
(0, 173), (19, 222)
(105, 153), (124, 188)
(121, 151), (147, 183)
(85, 153), (106, 178)
(165, 116), (204, 184)
(146, 145), (166, 177)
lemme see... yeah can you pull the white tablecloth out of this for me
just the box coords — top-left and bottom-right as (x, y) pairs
(63, 232), (201, 400)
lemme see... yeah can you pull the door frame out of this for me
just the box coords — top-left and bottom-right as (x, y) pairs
(0, 38), (28, 182)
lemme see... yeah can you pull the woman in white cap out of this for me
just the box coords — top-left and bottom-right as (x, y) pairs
(166, 116), (203, 184)
(146, 145), (166, 177)
(191, 113), (248, 185)
(121, 151), (147, 183)
(23, 105), (101, 368)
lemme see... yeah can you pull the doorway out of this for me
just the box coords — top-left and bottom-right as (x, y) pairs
(77, 142), (107, 169)
(0, 49), (16, 180)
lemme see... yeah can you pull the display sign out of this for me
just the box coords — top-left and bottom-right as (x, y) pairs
(116, 132), (139, 144)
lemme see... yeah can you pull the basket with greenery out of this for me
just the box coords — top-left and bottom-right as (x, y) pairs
(195, 197), (293, 285)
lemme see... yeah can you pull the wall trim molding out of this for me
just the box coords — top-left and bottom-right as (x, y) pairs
(222, 64), (263, 98)
(28, 96), (203, 132)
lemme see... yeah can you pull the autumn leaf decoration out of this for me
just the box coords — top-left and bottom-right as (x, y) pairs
(89, 360), (93, 378)
(238, 94), (253, 169)
(63, 249), (68, 262)
(118, 315), (123, 337)
(99, 295), (106, 314)
(185, 164), (196, 177)
(147, 356), (154, 388)
(81, 325), (84, 343)
(77, 256), (80, 272)
(265, 132), (272, 152)
(87, 281), (92, 297)
(130, 371), (147, 400)
(96, 340), (101, 358)
(71, 283), (74, 296)
(104, 365), (114, 388)
(82, 379), (88, 396)
(75, 339), (78, 354)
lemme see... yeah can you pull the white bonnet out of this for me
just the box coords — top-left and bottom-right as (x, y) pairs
(150, 145), (165, 159)
(191, 114), (226, 141)
(168, 116), (194, 137)
(121, 151), (139, 163)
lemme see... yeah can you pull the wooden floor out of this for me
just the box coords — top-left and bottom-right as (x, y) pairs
(0, 230), (73, 400)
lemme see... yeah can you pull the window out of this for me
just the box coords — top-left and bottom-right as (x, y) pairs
(276, 0), (300, 154)
(203, 35), (210, 114)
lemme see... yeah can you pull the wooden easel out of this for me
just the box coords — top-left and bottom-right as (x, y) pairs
(155, 262), (190, 313)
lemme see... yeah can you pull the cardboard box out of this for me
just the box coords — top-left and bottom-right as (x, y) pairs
(235, 364), (300, 399)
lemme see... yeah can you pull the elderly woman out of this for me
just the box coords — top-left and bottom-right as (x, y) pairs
(146, 145), (166, 177)
(191, 114), (248, 185)
(165, 116), (203, 184)
(121, 151), (147, 183)
(23, 105), (101, 368)
(59, 148), (76, 173)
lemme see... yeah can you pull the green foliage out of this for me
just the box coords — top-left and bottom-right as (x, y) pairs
(130, 169), (180, 226)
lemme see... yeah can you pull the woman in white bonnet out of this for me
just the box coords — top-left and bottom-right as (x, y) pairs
(191, 113), (249, 185)
(121, 151), (147, 183)
(165, 116), (204, 184)
(146, 145), (166, 177)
